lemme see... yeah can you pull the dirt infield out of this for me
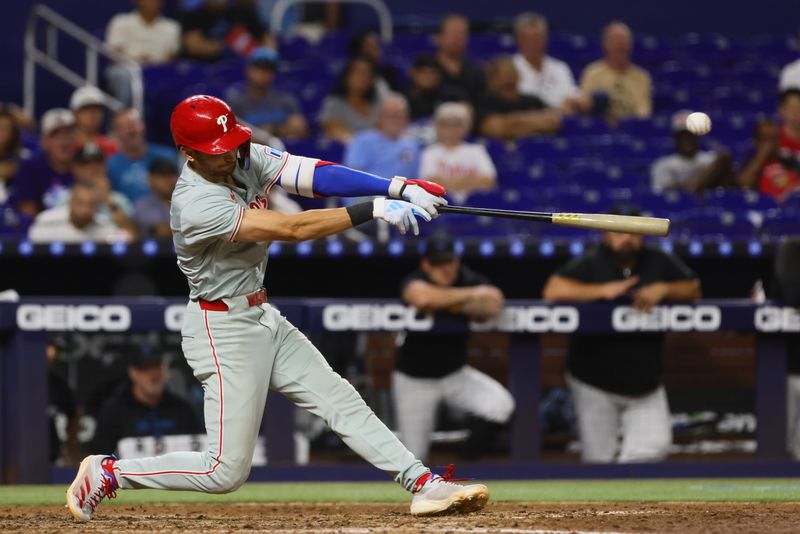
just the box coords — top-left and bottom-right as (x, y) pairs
(2, 502), (799, 533)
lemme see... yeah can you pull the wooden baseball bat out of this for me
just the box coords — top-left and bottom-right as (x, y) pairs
(438, 205), (670, 237)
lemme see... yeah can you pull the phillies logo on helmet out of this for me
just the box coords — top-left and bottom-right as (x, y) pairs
(217, 115), (229, 133)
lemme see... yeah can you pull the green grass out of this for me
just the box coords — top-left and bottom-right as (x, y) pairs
(3, 479), (800, 506)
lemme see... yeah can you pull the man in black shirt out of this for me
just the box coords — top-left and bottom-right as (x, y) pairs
(476, 56), (563, 140)
(414, 14), (486, 107)
(90, 343), (203, 455)
(394, 234), (515, 462)
(543, 204), (700, 463)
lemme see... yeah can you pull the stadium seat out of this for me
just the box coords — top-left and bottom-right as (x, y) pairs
(703, 188), (778, 212)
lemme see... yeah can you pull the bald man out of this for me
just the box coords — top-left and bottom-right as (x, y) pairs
(343, 93), (420, 179)
(580, 22), (652, 120)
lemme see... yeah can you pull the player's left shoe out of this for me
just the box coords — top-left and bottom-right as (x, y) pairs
(410, 465), (489, 516)
(66, 454), (119, 521)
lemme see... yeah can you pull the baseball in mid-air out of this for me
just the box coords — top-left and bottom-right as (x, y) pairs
(686, 112), (712, 135)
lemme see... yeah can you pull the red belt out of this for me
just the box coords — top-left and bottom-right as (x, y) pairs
(199, 287), (267, 312)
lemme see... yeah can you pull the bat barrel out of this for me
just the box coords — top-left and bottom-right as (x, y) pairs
(552, 213), (670, 237)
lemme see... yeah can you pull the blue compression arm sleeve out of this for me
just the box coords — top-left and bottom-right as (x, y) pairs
(312, 162), (395, 197)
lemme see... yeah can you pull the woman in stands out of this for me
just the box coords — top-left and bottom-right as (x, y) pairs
(0, 108), (29, 199)
(319, 56), (381, 143)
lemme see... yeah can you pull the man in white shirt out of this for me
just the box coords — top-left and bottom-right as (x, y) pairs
(779, 28), (800, 91)
(419, 102), (496, 202)
(512, 13), (591, 115)
(105, 0), (181, 105)
(28, 181), (131, 243)
(650, 110), (734, 194)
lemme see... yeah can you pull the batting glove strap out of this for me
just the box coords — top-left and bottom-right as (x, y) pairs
(388, 176), (406, 198)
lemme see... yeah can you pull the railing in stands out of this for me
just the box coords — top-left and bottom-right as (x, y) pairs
(269, 0), (393, 41)
(23, 4), (143, 117)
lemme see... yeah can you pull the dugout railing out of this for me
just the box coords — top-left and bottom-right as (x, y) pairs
(0, 298), (797, 483)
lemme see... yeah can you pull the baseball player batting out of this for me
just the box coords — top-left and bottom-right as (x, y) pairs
(66, 95), (489, 520)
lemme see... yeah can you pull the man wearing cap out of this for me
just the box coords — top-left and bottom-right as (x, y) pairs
(108, 109), (177, 203)
(70, 86), (118, 156)
(63, 143), (137, 238)
(11, 108), (77, 217)
(650, 110), (735, 195)
(90, 343), (203, 455)
(395, 234), (514, 463)
(542, 204), (701, 463)
(225, 47), (308, 139)
(134, 157), (178, 238)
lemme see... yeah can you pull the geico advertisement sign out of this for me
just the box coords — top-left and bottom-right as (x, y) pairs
(755, 306), (800, 332)
(323, 304), (433, 331)
(471, 306), (579, 333)
(612, 305), (721, 332)
(16, 304), (131, 331)
(322, 304), (580, 332)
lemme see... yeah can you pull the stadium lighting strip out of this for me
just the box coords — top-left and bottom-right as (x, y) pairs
(1, 237), (778, 259)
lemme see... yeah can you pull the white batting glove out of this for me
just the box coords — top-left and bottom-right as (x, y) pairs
(373, 197), (432, 236)
(388, 177), (448, 218)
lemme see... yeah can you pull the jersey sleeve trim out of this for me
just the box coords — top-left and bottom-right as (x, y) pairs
(229, 205), (245, 242)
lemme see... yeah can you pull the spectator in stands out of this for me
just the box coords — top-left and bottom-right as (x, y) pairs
(512, 12), (591, 115)
(180, 0), (273, 62)
(419, 102), (496, 202)
(395, 233), (514, 462)
(405, 56), (446, 121)
(225, 47), (308, 139)
(580, 22), (652, 121)
(542, 203), (701, 463)
(66, 143), (137, 238)
(105, 0), (180, 106)
(12, 108), (77, 217)
(134, 157), (178, 239)
(69, 86), (117, 156)
(0, 109), (28, 197)
(108, 108), (177, 203)
(28, 181), (131, 243)
(319, 56), (381, 143)
(90, 343), (202, 455)
(739, 89), (800, 201)
(651, 110), (735, 195)
(343, 94), (419, 178)
(349, 30), (401, 95)
(779, 27), (800, 91)
(476, 56), (562, 140)
(416, 14), (485, 106)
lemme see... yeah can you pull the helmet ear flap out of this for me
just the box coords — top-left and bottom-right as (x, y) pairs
(237, 140), (251, 170)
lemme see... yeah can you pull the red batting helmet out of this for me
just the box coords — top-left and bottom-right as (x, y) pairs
(170, 95), (252, 154)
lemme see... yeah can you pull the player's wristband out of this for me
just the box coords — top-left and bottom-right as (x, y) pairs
(345, 201), (374, 227)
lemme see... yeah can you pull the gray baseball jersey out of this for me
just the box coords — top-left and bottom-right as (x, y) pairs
(112, 144), (427, 495)
(171, 143), (317, 301)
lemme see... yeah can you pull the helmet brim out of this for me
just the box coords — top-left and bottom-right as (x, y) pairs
(189, 123), (253, 155)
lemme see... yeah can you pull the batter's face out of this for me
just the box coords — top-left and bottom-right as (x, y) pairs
(422, 257), (460, 287)
(184, 147), (237, 181)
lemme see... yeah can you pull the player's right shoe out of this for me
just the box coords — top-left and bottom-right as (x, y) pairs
(410, 465), (489, 516)
(66, 455), (119, 521)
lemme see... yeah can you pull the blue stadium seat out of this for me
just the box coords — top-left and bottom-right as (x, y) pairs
(761, 208), (800, 238)
(673, 208), (757, 239)
(703, 188), (778, 211)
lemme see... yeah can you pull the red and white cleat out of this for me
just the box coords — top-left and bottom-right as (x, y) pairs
(66, 455), (119, 521)
(410, 465), (489, 516)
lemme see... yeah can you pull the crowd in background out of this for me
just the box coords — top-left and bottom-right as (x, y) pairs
(0, 1), (798, 243)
